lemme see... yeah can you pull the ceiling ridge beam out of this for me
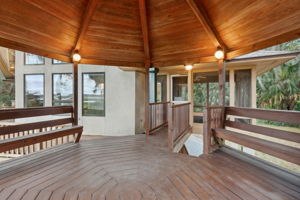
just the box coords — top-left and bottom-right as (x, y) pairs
(73, 0), (100, 52)
(138, 0), (151, 68)
(186, 0), (227, 50)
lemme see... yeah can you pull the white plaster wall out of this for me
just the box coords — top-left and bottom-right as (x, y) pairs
(14, 51), (137, 136)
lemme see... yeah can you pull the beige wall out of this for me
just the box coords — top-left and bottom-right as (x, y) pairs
(15, 51), (144, 136)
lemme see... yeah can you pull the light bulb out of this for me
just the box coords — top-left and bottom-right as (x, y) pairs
(72, 53), (81, 62)
(185, 65), (193, 70)
(214, 48), (224, 60)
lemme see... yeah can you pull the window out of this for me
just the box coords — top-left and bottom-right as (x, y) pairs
(52, 59), (67, 64)
(172, 76), (188, 101)
(82, 73), (105, 116)
(24, 53), (44, 65)
(24, 74), (44, 107)
(52, 74), (73, 106)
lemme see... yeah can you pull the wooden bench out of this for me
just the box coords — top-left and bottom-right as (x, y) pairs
(0, 106), (83, 154)
(203, 106), (300, 166)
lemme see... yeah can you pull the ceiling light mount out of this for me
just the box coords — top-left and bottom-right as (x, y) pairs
(72, 50), (81, 62)
(214, 47), (224, 60)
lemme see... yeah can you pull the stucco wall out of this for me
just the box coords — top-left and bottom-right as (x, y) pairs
(15, 51), (140, 136)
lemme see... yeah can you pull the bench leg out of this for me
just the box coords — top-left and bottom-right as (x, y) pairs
(75, 131), (82, 143)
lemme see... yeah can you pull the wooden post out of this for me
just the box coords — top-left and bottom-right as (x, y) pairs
(218, 59), (226, 106)
(73, 62), (79, 125)
(206, 81), (209, 107)
(203, 106), (211, 154)
(168, 103), (173, 150)
(145, 67), (150, 135)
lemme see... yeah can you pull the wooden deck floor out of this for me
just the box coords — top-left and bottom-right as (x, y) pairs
(0, 128), (299, 200)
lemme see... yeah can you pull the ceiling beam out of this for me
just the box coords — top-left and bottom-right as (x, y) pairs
(186, 0), (227, 50)
(73, 0), (100, 52)
(138, 0), (151, 68)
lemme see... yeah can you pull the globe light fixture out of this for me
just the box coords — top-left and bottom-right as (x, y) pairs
(72, 51), (81, 62)
(185, 64), (193, 70)
(214, 47), (224, 60)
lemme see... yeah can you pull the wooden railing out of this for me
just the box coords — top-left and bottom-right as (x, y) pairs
(168, 103), (191, 150)
(203, 106), (300, 165)
(149, 102), (169, 132)
(0, 106), (83, 155)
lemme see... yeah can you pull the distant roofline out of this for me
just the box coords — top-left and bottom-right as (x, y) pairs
(227, 51), (300, 63)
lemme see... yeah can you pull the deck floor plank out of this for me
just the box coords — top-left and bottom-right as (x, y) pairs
(0, 127), (299, 200)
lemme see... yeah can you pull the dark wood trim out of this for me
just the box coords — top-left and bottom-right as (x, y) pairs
(138, 0), (151, 68)
(225, 120), (300, 143)
(0, 126), (83, 153)
(0, 118), (74, 136)
(185, 0), (227, 49)
(73, 0), (100, 52)
(149, 101), (169, 106)
(214, 128), (300, 165)
(0, 106), (73, 120)
(225, 107), (300, 125)
(172, 102), (191, 108)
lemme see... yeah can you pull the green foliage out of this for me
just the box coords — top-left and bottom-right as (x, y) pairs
(0, 73), (15, 107)
(257, 39), (300, 127)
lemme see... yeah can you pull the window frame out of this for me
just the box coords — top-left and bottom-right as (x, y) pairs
(52, 73), (73, 106)
(82, 72), (105, 117)
(24, 53), (45, 65)
(24, 73), (45, 108)
(52, 59), (68, 65)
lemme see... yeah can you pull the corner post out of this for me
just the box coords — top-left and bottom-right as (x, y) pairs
(73, 62), (79, 125)
(203, 106), (211, 154)
(144, 67), (150, 135)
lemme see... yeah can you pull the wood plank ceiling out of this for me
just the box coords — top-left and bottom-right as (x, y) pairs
(0, 0), (299, 68)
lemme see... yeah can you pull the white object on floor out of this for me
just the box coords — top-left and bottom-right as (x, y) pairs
(184, 134), (203, 156)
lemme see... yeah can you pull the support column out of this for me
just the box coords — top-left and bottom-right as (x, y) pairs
(187, 69), (193, 127)
(229, 69), (235, 107)
(73, 63), (79, 125)
(144, 67), (150, 135)
(218, 59), (226, 106)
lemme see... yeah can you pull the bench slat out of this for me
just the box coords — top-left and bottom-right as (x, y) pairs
(0, 118), (74, 136)
(0, 126), (83, 153)
(0, 106), (73, 120)
(214, 128), (300, 165)
(225, 107), (300, 125)
(225, 120), (300, 143)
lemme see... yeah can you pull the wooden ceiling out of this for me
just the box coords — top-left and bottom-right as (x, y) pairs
(0, 0), (299, 68)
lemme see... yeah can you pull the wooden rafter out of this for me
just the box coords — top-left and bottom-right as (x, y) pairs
(73, 0), (100, 52)
(138, 0), (151, 68)
(186, 0), (227, 50)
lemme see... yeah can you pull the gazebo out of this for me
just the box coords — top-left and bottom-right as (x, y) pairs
(0, 0), (299, 199)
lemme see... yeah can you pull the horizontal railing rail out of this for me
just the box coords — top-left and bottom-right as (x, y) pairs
(203, 106), (300, 165)
(149, 102), (169, 132)
(0, 106), (82, 155)
(168, 102), (191, 150)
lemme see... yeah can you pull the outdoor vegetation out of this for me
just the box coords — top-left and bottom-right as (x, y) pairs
(257, 39), (300, 127)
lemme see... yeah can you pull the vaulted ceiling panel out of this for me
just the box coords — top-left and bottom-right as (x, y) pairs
(0, 0), (86, 61)
(149, 0), (215, 66)
(80, 0), (145, 65)
(0, 0), (299, 67)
